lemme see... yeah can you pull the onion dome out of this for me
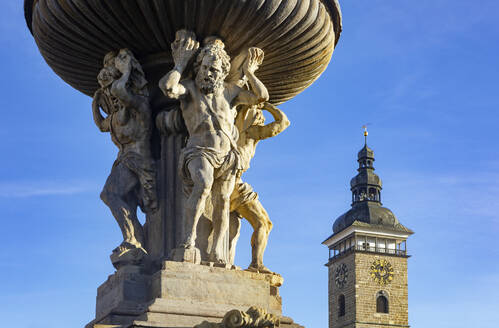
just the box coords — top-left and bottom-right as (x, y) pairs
(333, 142), (411, 234)
(24, 0), (342, 106)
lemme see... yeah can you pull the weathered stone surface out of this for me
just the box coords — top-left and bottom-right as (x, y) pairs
(88, 261), (289, 328)
(93, 266), (151, 322)
(229, 102), (290, 273)
(157, 31), (269, 265)
(194, 307), (279, 328)
(92, 49), (158, 269)
(149, 262), (283, 317)
(170, 247), (202, 265)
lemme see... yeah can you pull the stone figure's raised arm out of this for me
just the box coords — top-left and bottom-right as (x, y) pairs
(233, 47), (269, 107)
(247, 102), (290, 141)
(110, 50), (148, 113)
(92, 89), (110, 133)
(159, 30), (199, 99)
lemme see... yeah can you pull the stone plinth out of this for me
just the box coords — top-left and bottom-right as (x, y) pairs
(87, 261), (304, 328)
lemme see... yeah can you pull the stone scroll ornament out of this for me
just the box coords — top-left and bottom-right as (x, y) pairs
(194, 307), (279, 328)
(92, 49), (158, 269)
(158, 30), (270, 265)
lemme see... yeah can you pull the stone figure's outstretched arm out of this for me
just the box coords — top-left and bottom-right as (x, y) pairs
(92, 90), (110, 132)
(159, 30), (199, 99)
(247, 102), (290, 141)
(233, 48), (269, 106)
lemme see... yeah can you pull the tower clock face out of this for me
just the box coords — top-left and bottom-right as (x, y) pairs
(370, 259), (394, 285)
(334, 263), (348, 288)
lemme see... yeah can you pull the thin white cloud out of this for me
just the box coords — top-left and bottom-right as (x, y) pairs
(385, 170), (499, 227)
(0, 180), (98, 198)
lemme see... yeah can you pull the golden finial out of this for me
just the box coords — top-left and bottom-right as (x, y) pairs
(362, 124), (369, 145)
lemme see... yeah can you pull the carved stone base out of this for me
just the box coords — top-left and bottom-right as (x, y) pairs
(110, 248), (148, 270)
(86, 265), (150, 328)
(87, 261), (303, 328)
(170, 247), (201, 264)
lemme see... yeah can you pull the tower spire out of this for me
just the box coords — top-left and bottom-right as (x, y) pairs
(362, 125), (368, 146)
(351, 139), (381, 205)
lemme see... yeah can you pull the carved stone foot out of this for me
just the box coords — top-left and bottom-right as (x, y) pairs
(208, 252), (228, 266)
(246, 264), (274, 275)
(170, 247), (201, 264)
(110, 243), (148, 270)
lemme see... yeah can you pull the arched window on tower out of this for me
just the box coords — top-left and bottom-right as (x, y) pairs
(376, 291), (389, 313)
(338, 294), (346, 317)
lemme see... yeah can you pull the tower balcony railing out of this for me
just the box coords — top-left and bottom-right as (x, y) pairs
(329, 245), (407, 261)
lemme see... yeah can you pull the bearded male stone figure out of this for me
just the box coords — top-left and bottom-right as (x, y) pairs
(228, 102), (290, 273)
(92, 49), (157, 268)
(159, 30), (269, 264)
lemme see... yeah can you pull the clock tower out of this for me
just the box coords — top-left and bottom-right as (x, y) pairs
(323, 135), (413, 328)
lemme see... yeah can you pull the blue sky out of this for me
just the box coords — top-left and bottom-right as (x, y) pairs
(1, 1), (498, 327)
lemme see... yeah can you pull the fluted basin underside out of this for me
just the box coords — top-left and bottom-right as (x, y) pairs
(25, 0), (341, 105)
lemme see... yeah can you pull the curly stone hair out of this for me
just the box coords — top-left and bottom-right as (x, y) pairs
(100, 49), (148, 97)
(193, 38), (231, 76)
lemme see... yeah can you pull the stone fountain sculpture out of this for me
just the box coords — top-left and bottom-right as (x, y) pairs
(24, 1), (342, 327)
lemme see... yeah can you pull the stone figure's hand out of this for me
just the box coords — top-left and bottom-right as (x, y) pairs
(172, 29), (199, 70)
(243, 47), (264, 75)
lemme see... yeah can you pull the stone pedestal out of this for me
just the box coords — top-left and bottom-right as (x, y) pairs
(87, 261), (302, 328)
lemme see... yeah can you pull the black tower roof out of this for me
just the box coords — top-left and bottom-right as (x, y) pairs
(332, 141), (412, 234)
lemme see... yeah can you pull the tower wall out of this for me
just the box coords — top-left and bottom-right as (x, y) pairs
(354, 253), (409, 327)
(328, 253), (356, 328)
(328, 252), (409, 328)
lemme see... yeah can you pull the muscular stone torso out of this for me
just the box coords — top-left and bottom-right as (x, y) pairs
(180, 81), (237, 154)
(109, 97), (151, 156)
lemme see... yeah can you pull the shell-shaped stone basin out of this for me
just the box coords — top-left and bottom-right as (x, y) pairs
(25, 0), (342, 106)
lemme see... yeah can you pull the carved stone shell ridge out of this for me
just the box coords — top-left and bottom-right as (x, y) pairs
(24, 0), (342, 105)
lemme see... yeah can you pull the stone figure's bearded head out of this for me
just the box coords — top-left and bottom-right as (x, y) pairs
(194, 38), (230, 94)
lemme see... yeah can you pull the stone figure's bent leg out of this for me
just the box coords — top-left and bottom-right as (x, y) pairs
(182, 156), (214, 248)
(100, 162), (145, 251)
(228, 212), (242, 265)
(209, 175), (236, 264)
(237, 198), (273, 273)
